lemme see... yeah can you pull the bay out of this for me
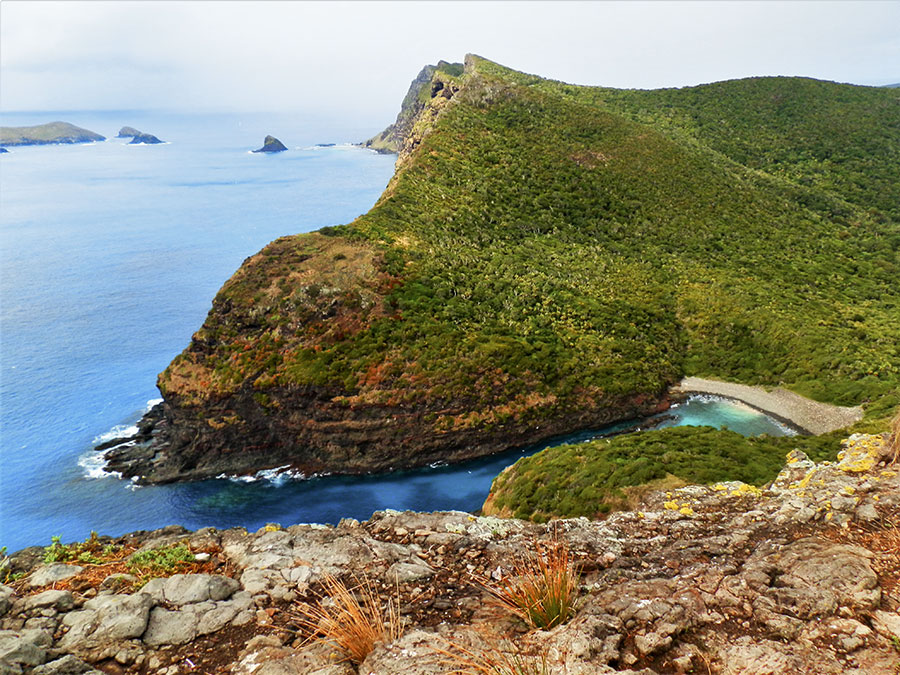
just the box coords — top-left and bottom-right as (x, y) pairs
(0, 111), (795, 553)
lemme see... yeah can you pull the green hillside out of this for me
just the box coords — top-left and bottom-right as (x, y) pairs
(151, 55), (899, 481)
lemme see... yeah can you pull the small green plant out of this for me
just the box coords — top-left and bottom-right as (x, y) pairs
(127, 543), (195, 578)
(293, 573), (403, 665)
(479, 536), (579, 630)
(43, 535), (73, 563)
(0, 546), (24, 584)
(42, 531), (121, 565)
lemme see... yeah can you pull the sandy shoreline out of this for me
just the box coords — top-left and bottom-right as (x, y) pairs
(673, 377), (863, 435)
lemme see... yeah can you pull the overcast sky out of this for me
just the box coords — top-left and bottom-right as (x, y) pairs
(2, 1), (898, 124)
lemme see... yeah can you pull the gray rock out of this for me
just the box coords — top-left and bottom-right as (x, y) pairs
(58, 593), (153, 649)
(31, 654), (99, 674)
(142, 607), (198, 646)
(196, 602), (240, 635)
(0, 629), (49, 667)
(386, 560), (434, 583)
(26, 564), (83, 588)
(0, 587), (14, 617)
(871, 610), (900, 639)
(23, 590), (74, 613)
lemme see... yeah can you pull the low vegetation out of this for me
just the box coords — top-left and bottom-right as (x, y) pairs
(485, 426), (845, 522)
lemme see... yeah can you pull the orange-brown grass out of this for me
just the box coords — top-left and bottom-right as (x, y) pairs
(436, 637), (551, 675)
(479, 537), (579, 630)
(293, 573), (403, 665)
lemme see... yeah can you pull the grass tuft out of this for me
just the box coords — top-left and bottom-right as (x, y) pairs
(479, 536), (578, 630)
(293, 573), (402, 664)
(437, 637), (551, 675)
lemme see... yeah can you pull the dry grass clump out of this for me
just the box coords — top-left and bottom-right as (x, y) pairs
(437, 638), (551, 675)
(479, 536), (579, 630)
(292, 573), (402, 665)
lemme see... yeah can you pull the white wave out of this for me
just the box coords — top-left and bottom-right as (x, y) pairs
(219, 464), (312, 485)
(92, 423), (138, 445)
(77, 449), (124, 480)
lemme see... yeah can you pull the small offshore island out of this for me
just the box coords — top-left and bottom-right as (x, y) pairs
(0, 122), (105, 147)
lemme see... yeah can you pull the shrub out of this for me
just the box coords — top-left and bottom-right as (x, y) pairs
(127, 543), (195, 579)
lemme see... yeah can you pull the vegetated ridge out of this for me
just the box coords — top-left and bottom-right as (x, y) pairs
(0, 122), (105, 146)
(103, 55), (900, 484)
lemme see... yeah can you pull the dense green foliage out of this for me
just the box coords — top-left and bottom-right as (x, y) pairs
(488, 426), (844, 522)
(165, 56), (899, 440)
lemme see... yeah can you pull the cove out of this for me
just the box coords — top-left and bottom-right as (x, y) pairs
(110, 394), (797, 535)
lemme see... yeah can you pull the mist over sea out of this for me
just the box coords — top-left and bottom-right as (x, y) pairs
(0, 111), (793, 553)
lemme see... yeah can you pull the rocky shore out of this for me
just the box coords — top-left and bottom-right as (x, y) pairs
(3, 433), (898, 674)
(674, 377), (864, 434)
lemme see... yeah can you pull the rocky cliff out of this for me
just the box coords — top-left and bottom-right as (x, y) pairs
(362, 60), (463, 154)
(4, 433), (900, 674)
(100, 55), (899, 484)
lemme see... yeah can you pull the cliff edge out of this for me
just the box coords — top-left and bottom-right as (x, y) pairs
(4, 433), (900, 673)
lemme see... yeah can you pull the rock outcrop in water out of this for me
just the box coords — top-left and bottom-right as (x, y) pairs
(252, 136), (287, 153)
(117, 127), (164, 144)
(4, 434), (900, 673)
(0, 122), (105, 147)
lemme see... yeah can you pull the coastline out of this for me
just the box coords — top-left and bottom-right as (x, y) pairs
(672, 376), (863, 435)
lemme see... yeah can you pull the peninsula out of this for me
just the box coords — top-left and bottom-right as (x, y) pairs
(101, 55), (900, 485)
(0, 122), (105, 146)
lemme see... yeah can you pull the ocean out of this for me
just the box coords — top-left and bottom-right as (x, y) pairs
(0, 110), (795, 553)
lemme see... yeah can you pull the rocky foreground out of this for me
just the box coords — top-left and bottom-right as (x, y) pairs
(2, 433), (899, 674)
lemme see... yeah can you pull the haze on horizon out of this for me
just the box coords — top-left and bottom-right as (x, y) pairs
(1, 0), (898, 129)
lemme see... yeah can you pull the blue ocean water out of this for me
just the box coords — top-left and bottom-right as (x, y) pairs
(0, 111), (795, 553)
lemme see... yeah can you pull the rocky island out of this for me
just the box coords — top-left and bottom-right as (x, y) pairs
(99, 55), (900, 487)
(117, 127), (164, 145)
(252, 136), (288, 153)
(0, 122), (105, 147)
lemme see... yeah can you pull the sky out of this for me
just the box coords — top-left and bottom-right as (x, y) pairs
(1, 0), (898, 124)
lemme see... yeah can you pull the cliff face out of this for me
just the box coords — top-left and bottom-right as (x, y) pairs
(5, 434), (900, 674)
(104, 55), (899, 484)
(362, 60), (463, 154)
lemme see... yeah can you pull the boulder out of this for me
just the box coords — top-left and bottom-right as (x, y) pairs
(26, 564), (83, 588)
(58, 593), (153, 649)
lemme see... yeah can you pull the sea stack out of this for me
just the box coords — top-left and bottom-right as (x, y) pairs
(118, 127), (164, 144)
(252, 135), (288, 153)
